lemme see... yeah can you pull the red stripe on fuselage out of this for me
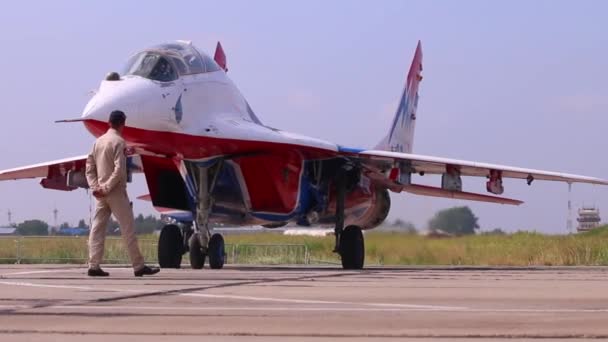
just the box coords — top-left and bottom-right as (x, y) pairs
(84, 120), (336, 160)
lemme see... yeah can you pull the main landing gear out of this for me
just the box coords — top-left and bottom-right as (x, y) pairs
(157, 161), (226, 270)
(157, 224), (227, 270)
(188, 232), (225, 270)
(159, 160), (364, 270)
(333, 164), (365, 270)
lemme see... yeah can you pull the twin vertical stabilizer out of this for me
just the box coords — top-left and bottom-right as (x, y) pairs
(375, 41), (423, 153)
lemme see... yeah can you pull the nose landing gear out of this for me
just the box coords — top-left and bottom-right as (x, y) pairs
(208, 233), (226, 269)
(157, 160), (226, 270)
(157, 224), (184, 268)
(188, 232), (206, 269)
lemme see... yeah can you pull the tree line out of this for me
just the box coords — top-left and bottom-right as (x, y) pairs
(12, 214), (165, 236)
(9, 206), (504, 236)
(382, 206), (505, 236)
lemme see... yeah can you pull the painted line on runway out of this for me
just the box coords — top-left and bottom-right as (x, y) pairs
(0, 281), (100, 291)
(2, 280), (608, 314)
(6, 304), (608, 313)
(0, 269), (79, 277)
(44, 305), (456, 312)
(0, 279), (463, 310)
(0, 280), (143, 294)
(0, 304), (477, 312)
(180, 292), (466, 310)
(0, 304), (29, 309)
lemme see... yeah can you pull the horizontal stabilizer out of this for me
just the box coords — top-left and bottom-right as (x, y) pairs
(401, 184), (523, 206)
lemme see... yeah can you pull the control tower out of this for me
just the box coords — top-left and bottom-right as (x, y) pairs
(576, 206), (601, 232)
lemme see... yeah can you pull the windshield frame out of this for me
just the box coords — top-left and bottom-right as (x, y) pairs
(122, 50), (179, 83)
(123, 42), (221, 79)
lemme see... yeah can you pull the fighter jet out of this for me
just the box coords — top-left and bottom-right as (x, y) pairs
(1, 40), (605, 269)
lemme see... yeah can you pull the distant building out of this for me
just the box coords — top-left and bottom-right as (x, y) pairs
(577, 207), (601, 232)
(0, 227), (16, 235)
(55, 227), (90, 236)
(283, 228), (333, 237)
(426, 229), (455, 239)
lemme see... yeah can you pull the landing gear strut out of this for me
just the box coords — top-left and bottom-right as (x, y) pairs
(333, 164), (365, 270)
(187, 161), (226, 270)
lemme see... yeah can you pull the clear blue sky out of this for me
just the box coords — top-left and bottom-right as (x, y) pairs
(0, 0), (606, 232)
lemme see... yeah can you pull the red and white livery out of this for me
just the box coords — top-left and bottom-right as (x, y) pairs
(1, 40), (606, 269)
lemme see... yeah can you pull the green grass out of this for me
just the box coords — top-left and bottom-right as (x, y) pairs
(198, 226), (608, 266)
(2, 226), (608, 266)
(0, 236), (159, 264)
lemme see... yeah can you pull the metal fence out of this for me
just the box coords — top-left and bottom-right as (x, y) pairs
(0, 236), (310, 265)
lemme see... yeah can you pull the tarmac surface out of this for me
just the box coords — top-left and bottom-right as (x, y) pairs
(1, 265), (608, 341)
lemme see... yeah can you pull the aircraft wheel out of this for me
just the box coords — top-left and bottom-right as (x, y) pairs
(340, 225), (365, 270)
(158, 224), (183, 268)
(189, 233), (206, 269)
(208, 233), (226, 269)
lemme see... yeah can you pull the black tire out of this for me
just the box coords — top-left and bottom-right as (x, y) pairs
(208, 233), (226, 269)
(158, 224), (183, 268)
(189, 233), (206, 269)
(339, 225), (365, 270)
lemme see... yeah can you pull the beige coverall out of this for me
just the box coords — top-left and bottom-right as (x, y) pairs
(85, 128), (145, 271)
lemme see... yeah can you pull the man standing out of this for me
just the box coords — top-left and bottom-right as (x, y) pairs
(85, 111), (160, 277)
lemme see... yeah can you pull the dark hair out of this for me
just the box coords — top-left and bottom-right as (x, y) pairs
(108, 110), (126, 128)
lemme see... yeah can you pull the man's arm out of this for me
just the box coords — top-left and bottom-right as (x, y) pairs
(101, 141), (127, 194)
(85, 144), (100, 190)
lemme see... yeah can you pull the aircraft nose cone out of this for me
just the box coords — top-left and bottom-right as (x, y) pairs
(81, 79), (141, 122)
(82, 94), (100, 119)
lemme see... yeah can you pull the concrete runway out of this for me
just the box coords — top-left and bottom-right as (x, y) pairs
(1, 265), (608, 341)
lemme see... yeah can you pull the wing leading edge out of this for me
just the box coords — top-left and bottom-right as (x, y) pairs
(357, 150), (608, 185)
(0, 154), (144, 191)
(338, 149), (607, 206)
(0, 155), (88, 181)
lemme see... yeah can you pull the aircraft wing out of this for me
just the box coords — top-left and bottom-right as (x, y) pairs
(0, 155), (88, 191)
(355, 149), (608, 185)
(0, 154), (143, 191)
(340, 149), (607, 205)
(0, 155), (88, 181)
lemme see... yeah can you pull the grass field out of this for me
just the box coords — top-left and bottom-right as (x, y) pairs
(2, 226), (608, 266)
(227, 227), (608, 266)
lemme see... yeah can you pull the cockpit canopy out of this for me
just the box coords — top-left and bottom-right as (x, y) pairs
(122, 41), (221, 82)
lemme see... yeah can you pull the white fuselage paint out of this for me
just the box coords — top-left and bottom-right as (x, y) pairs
(81, 70), (338, 153)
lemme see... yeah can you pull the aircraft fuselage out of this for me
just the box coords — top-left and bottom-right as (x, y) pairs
(80, 43), (388, 229)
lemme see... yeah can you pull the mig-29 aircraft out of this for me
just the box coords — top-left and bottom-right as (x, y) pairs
(1, 40), (606, 270)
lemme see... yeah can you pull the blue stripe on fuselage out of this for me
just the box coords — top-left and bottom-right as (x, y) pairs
(338, 145), (365, 154)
